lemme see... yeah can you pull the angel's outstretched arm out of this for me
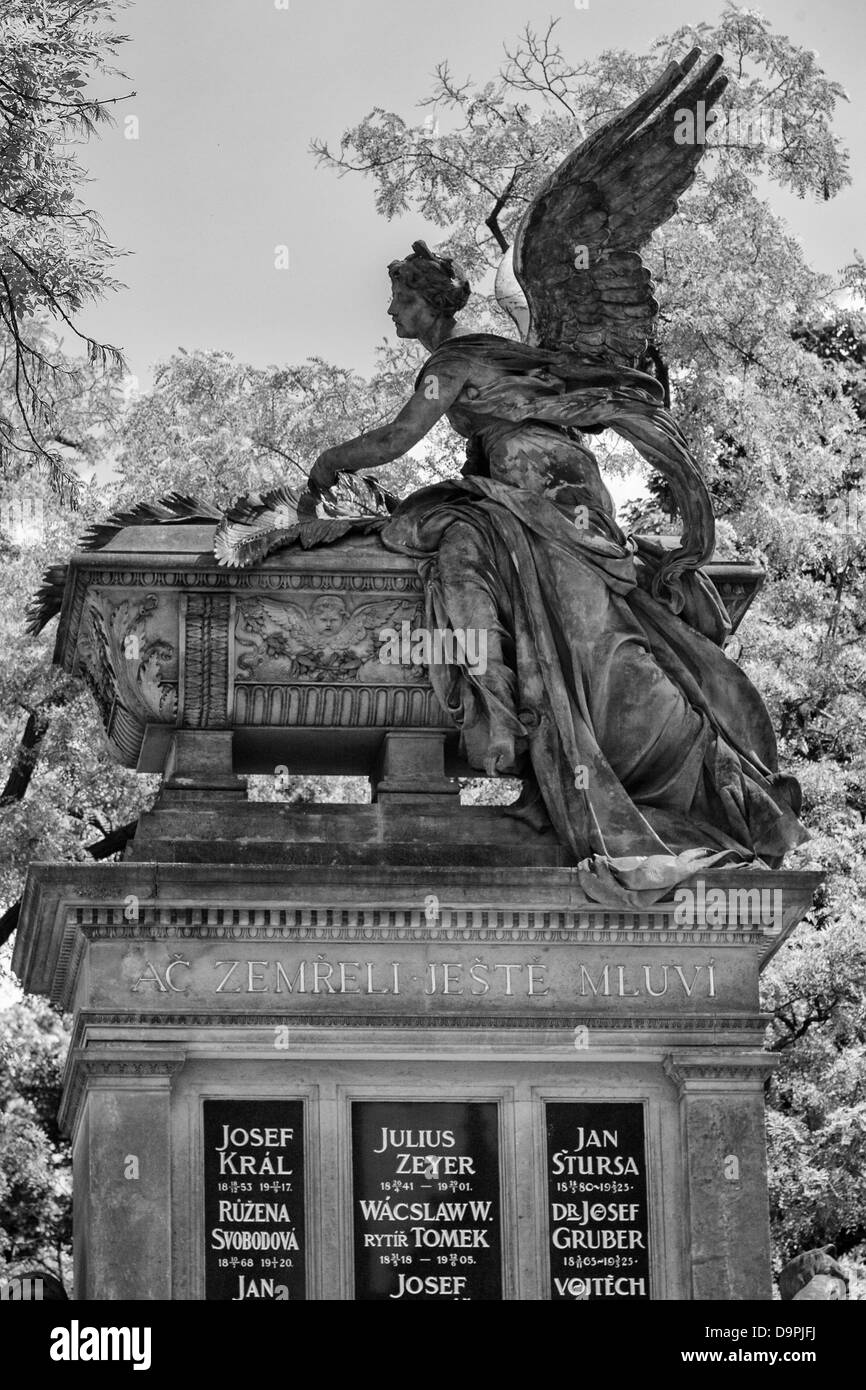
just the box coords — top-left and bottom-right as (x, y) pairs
(308, 361), (467, 496)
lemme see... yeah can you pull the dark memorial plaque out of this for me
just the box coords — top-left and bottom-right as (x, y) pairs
(545, 1102), (650, 1300)
(352, 1101), (502, 1301)
(203, 1100), (305, 1300)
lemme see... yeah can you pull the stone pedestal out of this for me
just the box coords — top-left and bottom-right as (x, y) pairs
(14, 795), (819, 1301)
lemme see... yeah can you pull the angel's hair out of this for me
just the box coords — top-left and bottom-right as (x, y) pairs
(388, 241), (470, 317)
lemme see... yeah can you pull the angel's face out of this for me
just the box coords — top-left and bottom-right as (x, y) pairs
(311, 597), (346, 634)
(387, 283), (438, 341)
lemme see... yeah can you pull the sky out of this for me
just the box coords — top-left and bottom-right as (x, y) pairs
(76, 0), (865, 389)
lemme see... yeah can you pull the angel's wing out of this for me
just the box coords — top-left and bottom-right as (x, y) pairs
(239, 598), (315, 648)
(337, 598), (411, 650)
(235, 598), (318, 678)
(505, 49), (727, 363)
(267, 600), (317, 645)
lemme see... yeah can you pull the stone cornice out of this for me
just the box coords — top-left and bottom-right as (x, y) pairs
(13, 863), (822, 1008)
(59, 1052), (185, 1137)
(71, 1009), (767, 1036)
(75, 904), (767, 944)
(663, 1051), (780, 1092)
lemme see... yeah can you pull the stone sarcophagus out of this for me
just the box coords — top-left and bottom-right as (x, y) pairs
(47, 514), (765, 784)
(52, 522), (449, 778)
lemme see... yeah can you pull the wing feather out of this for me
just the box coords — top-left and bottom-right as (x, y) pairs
(512, 51), (727, 363)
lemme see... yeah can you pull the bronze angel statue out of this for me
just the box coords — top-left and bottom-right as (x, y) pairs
(217, 49), (807, 899)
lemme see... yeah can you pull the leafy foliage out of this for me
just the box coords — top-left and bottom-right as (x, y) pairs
(0, 989), (71, 1286)
(0, 0), (130, 496)
(312, 11), (848, 295)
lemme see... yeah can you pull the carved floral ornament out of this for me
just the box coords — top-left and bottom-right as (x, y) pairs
(76, 590), (177, 725)
(234, 594), (426, 684)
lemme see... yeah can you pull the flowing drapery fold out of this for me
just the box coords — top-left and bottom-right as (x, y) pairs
(382, 478), (806, 905)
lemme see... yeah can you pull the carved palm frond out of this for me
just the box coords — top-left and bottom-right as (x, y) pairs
(214, 475), (397, 569)
(27, 564), (70, 636)
(76, 493), (224, 551)
(26, 494), (225, 634)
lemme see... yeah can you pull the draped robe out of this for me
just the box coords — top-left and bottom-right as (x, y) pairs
(379, 335), (807, 904)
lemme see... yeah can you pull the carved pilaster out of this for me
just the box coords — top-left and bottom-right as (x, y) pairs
(66, 1053), (184, 1300)
(664, 1050), (779, 1300)
(183, 593), (231, 728)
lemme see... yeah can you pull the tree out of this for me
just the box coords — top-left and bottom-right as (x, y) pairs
(0, 445), (151, 1286)
(113, 344), (462, 511)
(0, 989), (72, 1287)
(758, 309), (866, 1274)
(312, 12), (848, 302)
(0, 0), (131, 498)
(0, 0), (136, 980)
(0, 468), (155, 943)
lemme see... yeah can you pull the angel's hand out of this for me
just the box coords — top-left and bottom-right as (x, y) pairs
(308, 447), (350, 498)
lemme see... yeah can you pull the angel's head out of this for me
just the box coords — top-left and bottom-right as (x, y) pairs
(310, 594), (347, 634)
(387, 241), (470, 343)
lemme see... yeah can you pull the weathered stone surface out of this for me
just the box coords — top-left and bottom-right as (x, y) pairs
(665, 1055), (778, 1301)
(14, 859), (820, 1012)
(127, 798), (570, 867)
(72, 1060), (179, 1300)
(11, 845), (815, 1300)
(51, 527), (766, 777)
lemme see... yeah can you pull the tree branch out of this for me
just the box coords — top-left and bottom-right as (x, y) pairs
(485, 170), (521, 253)
(0, 820), (139, 947)
(85, 820), (138, 861)
(0, 709), (50, 806)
